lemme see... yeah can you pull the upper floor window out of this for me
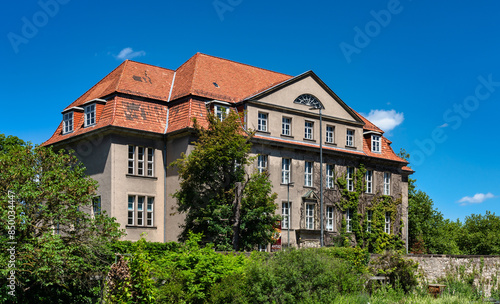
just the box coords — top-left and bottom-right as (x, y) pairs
(384, 172), (391, 195)
(63, 112), (73, 134)
(128, 195), (154, 227)
(215, 105), (228, 121)
(385, 212), (391, 234)
(365, 170), (373, 194)
(304, 121), (313, 140)
(326, 125), (334, 143)
(294, 94), (323, 109)
(258, 154), (268, 174)
(327, 206), (334, 231)
(346, 129), (354, 147)
(92, 196), (101, 217)
(282, 201), (290, 229)
(306, 204), (314, 230)
(326, 164), (335, 189)
(371, 135), (381, 153)
(304, 161), (313, 187)
(346, 167), (354, 192)
(282, 117), (291, 136)
(258, 112), (268, 132)
(281, 158), (291, 184)
(128, 145), (154, 177)
(84, 104), (96, 127)
(366, 210), (373, 232)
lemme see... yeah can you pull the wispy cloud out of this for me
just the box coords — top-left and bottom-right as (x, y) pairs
(364, 109), (404, 132)
(458, 193), (495, 205)
(115, 47), (146, 60)
(438, 123), (449, 128)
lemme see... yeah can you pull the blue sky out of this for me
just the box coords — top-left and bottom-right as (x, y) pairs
(2, 0), (499, 222)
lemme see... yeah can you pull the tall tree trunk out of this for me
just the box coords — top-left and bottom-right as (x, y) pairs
(232, 182), (242, 251)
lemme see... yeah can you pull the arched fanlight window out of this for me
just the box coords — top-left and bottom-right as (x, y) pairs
(293, 94), (324, 109)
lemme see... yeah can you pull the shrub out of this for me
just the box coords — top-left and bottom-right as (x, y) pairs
(370, 250), (419, 293)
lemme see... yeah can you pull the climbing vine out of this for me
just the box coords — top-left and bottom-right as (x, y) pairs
(336, 164), (404, 253)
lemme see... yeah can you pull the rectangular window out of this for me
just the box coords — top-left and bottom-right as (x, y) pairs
(326, 164), (335, 189)
(282, 117), (291, 136)
(366, 170), (373, 194)
(147, 149), (154, 177)
(258, 154), (268, 174)
(128, 145), (135, 174)
(304, 161), (313, 187)
(326, 125), (334, 143)
(258, 244), (267, 252)
(346, 167), (354, 192)
(92, 196), (101, 216)
(282, 201), (290, 229)
(346, 209), (352, 233)
(258, 113), (268, 132)
(367, 210), (373, 232)
(215, 105), (228, 121)
(137, 196), (145, 226)
(306, 204), (314, 230)
(147, 197), (154, 226)
(384, 172), (391, 195)
(84, 104), (96, 127)
(372, 135), (381, 153)
(327, 206), (334, 231)
(304, 121), (313, 140)
(281, 158), (291, 184)
(127, 195), (135, 225)
(63, 112), (73, 134)
(137, 147), (144, 176)
(346, 129), (354, 147)
(385, 212), (391, 234)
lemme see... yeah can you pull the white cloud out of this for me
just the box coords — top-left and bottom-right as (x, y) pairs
(438, 123), (449, 128)
(364, 109), (404, 132)
(458, 193), (495, 205)
(115, 47), (146, 60)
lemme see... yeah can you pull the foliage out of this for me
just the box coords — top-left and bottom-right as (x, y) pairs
(370, 251), (419, 294)
(458, 211), (500, 255)
(0, 134), (123, 303)
(171, 111), (280, 251)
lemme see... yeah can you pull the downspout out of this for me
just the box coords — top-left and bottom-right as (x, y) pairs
(164, 72), (175, 243)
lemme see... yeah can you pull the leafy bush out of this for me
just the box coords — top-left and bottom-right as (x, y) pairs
(370, 251), (419, 293)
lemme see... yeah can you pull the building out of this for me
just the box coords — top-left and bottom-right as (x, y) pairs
(43, 53), (413, 249)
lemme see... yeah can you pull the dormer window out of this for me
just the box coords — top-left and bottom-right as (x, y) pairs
(371, 135), (381, 153)
(214, 105), (228, 121)
(63, 112), (73, 134)
(84, 104), (96, 127)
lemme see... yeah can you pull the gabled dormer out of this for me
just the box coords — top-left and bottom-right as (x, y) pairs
(61, 106), (83, 135)
(81, 98), (107, 127)
(363, 130), (383, 153)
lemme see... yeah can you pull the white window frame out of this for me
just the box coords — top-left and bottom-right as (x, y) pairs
(137, 147), (145, 176)
(304, 121), (313, 140)
(365, 170), (373, 194)
(371, 135), (381, 153)
(326, 164), (335, 189)
(128, 195), (154, 227)
(326, 125), (334, 143)
(367, 210), (373, 232)
(384, 172), (391, 195)
(282, 117), (291, 136)
(346, 167), (354, 192)
(346, 209), (352, 233)
(128, 145), (135, 174)
(385, 212), (391, 234)
(306, 204), (314, 230)
(346, 129), (354, 147)
(258, 154), (268, 174)
(282, 201), (290, 229)
(215, 105), (228, 121)
(137, 196), (145, 226)
(304, 161), (313, 187)
(63, 112), (73, 134)
(258, 112), (268, 132)
(147, 197), (154, 226)
(327, 206), (334, 231)
(84, 104), (96, 127)
(128, 146), (154, 177)
(147, 149), (154, 177)
(281, 158), (291, 184)
(128, 195), (135, 225)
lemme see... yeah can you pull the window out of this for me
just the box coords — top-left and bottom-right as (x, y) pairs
(346, 129), (354, 146)
(282, 201), (290, 229)
(258, 244), (267, 252)
(372, 135), (381, 153)
(365, 170), (373, 194)
(84, 104), (96, 127)
(326, 164), (335, 189)
(346, 167), (354, 192)
(281, 158), (291, 184)
(63, 112), (73, 134)
(327, 206), (334, 231)
(304, 121), (313, 140)
(326, 125), (334, 143)
(306, 204), (314, 230)
(385, 212), (391, 234)
(304, 161), (313, 187)
(258, 113), (268, 132)
(282, 117), (291, 136)
(294, 94), (322, 109)
(128, 195), (154, 227)
(346, 209), (352, 233)
(258, 155), (268, 174)
(127, 146), (154, 177)
(384, 172), (391, 195)
(366, 210), (373, 232)
(92, 196), (101, 216)
(215, 105), (228, 121)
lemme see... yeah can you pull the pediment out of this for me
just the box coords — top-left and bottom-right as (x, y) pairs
(302, 190), (319, 201)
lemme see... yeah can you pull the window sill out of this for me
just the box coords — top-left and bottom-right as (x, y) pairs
(303, 138), (316, 143)
(325, 142), (337, 146)
(371, 150), (381, 154)
(280, 183), (295, 187)
(303, 186), (316, 189)
(84, 124), (96, 128)
(126, 174), (158, 180)
(126, 225), (157, 229)
(62, 131), (74, 135)
(345, 145), (357, 149)
(280, 134), (294, 139)
(256, 130), (270, 135)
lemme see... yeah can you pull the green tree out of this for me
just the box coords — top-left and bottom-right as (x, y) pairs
(172, 111), (280, 251)
(0, 134), (123, 303)
(458, 211), (500, 255)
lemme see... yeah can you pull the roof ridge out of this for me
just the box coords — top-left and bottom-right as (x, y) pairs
(126, 59), (175, 72)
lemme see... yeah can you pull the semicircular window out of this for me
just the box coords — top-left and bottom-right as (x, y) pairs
(293, 94), (323, 109)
